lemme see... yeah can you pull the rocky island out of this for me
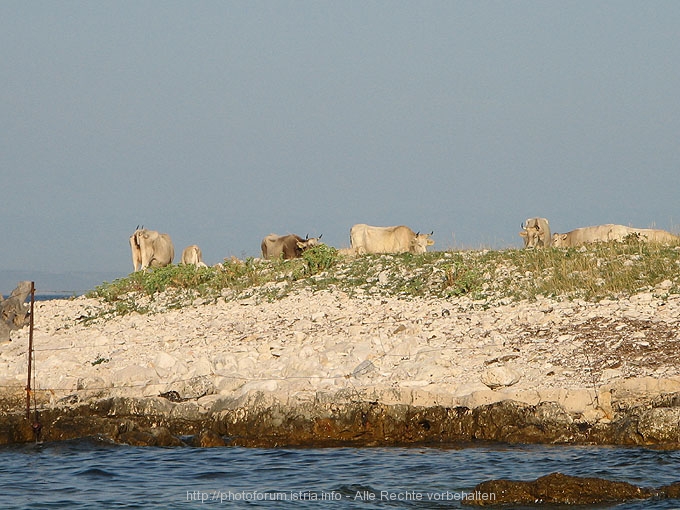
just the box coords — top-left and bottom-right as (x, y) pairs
(1, 244), (679, 449)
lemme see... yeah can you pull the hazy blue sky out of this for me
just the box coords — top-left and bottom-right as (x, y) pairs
(2, 1), (680, 290)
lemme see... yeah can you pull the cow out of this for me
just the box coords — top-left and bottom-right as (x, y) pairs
(519, 217), (551, 248)
(337, 247), (358, 257)
(261, 233), (323, 260)
(349, 224), (434, 255)
(625, 227), (680, 244)
(129, 227), (175, 271)
(180, 245), (207, 267)
(552, 224), (640, 248)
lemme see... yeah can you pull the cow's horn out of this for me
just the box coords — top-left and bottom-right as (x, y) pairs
(429, 231), (433, 236)
(318, 234), (323, 240)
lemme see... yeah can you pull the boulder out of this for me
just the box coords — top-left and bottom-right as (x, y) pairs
(191, 429), (226, 447)
(1, 281), (33, 342)
(463, 472), (651, 506)
(480, 365), (521, 389)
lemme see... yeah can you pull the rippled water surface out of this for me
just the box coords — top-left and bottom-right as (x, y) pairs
(1, 439), (679, 508)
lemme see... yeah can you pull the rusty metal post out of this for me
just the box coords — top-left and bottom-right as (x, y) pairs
(25, 282), (35, 420)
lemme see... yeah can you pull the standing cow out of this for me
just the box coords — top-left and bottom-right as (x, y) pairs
(129, 227), (175, 271)
(181, 245), (207, 267)
(261, 233), (323, 260)
(349, 224), (434, 255)
(519, 217), (551, 248)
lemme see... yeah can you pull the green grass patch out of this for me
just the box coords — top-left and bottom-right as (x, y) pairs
(86, 239), (680, 319)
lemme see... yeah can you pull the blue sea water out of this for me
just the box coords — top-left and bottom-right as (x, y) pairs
(35, 294), (78, 301)
(1, 439), (679, 509)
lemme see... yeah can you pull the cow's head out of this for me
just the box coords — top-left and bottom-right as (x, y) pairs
(552, 233), (568, 247)
(130, 225), (145, 245)
(297, 234), (323, 252)
(519, 218), (549, 248)
(411, 231), (434, 254)
(519, 222), (538, 248)
(131, 228), (142, 247)
(132, 228), (162, 249)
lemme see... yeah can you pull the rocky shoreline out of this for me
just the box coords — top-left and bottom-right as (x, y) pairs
(1, 285), (680, 447)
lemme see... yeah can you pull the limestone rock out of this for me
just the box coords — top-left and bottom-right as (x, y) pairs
(111, 365), (159, 387)
(0, 281), (33, 342)
(480, 365), (521, 389)
(174, 375), (215, 400)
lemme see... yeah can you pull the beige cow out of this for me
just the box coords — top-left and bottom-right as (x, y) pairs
(626, 227), (680, 244)
(180, 245), (207, 267)
(349, 224), (434, 255)
(129, 227), (174, 271)
(519, 217), (551, 248)
(552, 224), (679, 247)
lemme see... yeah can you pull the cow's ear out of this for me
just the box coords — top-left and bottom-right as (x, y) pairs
(297, 241), (304, 249)
(560, 234), (567, 240)
(519, 231), (527, 238)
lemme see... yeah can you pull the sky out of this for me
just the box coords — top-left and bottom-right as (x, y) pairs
(2, 1), (680, 291)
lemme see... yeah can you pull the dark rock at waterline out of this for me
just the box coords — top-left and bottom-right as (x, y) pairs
(661, 482), (680, 498)
(2, 394), (680, 448)
(462, 472), (652, 506)
(191, 429), (227, 447)
(117, 426), (184, 447)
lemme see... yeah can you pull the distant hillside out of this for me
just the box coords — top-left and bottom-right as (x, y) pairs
(0, 270), (124, 297)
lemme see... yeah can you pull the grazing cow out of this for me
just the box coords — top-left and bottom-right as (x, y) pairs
(349, 224), (434, 255)
(261, 233), (323, 260)
(519, 217), (551, 248)
(181, 245), (207, 267)
(552, 224), (638, 248)
(129, 227), (175, 271)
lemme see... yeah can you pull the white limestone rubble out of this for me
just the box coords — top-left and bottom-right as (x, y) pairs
(2, 284), (680, 424)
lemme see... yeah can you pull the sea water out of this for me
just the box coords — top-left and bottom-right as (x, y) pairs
(1, 439), (679, 508)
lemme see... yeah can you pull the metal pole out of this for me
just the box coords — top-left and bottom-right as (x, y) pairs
(25, 282), (35, 420)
